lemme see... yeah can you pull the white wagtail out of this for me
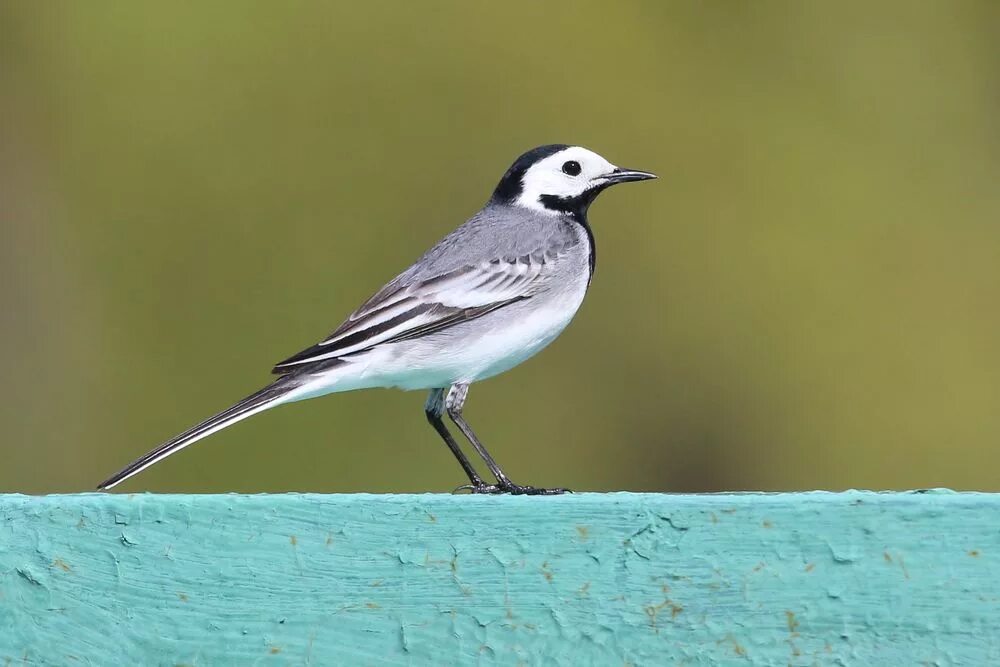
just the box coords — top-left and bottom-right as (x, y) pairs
(98, 145), (655, 494)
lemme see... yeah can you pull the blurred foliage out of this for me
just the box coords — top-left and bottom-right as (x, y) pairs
(2, 2), (999, 494)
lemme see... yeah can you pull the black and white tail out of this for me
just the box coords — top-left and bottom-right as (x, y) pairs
(97, 378), (299, 490)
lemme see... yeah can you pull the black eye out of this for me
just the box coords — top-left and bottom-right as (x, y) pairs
(561, 160), (581, 176)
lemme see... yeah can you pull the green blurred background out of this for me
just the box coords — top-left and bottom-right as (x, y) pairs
(2, 3), (999, 494)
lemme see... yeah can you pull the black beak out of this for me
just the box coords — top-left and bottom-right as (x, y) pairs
(601, 167), (657, 184)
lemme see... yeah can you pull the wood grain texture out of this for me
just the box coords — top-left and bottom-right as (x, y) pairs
(1, 491), (997, 665)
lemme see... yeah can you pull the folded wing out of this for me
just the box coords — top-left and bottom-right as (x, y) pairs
(272, 253), (552, 372)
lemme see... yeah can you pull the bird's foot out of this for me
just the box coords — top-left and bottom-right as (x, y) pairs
(453, 481), (570, 495)
(501, 483), (571, 496)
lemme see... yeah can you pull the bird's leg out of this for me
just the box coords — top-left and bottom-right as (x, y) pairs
(424, 389), (495, 492)
(444, 384), (568, 496)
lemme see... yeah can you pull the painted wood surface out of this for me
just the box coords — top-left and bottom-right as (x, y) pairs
(1, 491), (997, 665)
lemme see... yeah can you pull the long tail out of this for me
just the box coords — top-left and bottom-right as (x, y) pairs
(97, 377), (300, 490)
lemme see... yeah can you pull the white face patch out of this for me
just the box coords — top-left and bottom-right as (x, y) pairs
(515, 146), (617, 215)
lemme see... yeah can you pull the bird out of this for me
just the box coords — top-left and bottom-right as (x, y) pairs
(97, 144), (655, 495)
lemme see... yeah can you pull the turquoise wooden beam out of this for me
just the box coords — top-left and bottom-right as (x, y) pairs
(2, 491), (997, 664)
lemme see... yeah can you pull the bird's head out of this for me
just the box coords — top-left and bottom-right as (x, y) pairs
(491, 144), (656, 218)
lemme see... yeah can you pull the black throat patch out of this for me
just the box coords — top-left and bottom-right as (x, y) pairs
(538, 186), (607, 220)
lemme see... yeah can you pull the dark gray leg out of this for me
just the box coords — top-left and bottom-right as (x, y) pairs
(425, 389), (491, 489)
(444, 383), (568, 496)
